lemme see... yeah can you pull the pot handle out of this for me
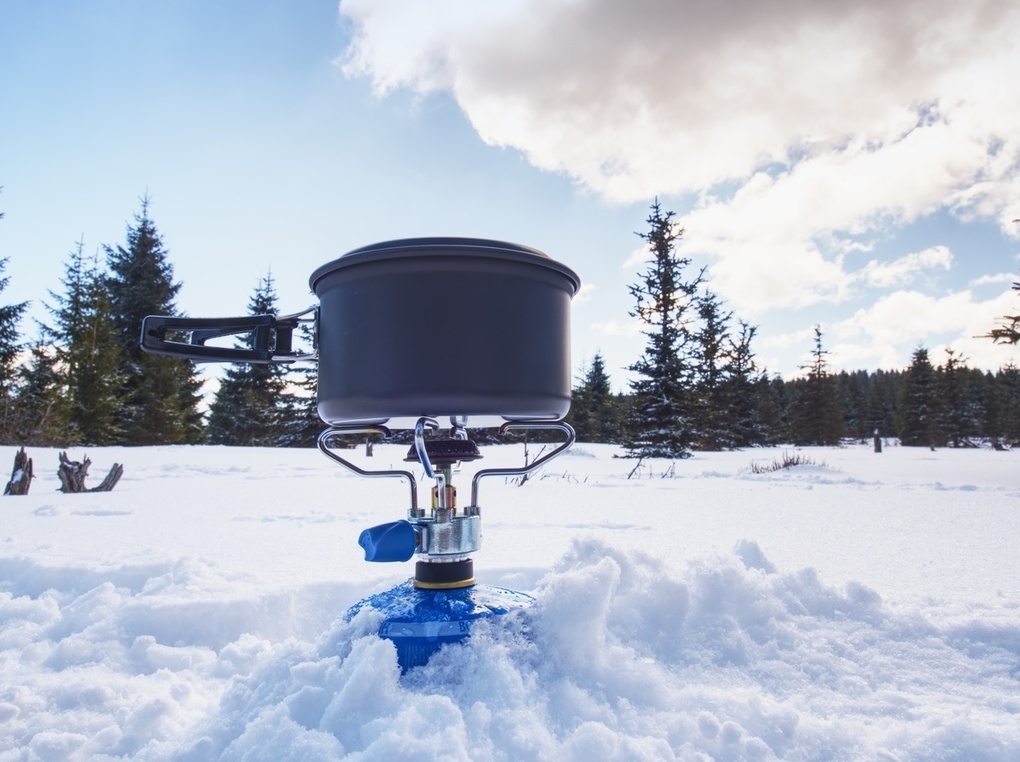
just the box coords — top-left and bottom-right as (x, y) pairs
(140, 307), (317, 363)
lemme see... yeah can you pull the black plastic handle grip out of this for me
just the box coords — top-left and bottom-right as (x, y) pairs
(140, 308), (316, 364)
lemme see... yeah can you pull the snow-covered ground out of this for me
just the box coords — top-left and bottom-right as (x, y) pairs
(1, 441), (1018, 761)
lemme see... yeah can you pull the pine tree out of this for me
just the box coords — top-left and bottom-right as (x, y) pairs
(0, 199), (30, 440)
(691, 290), (733, 450)
(569, 352), (619, 443)
(723, 320), (769, 448)
(46, 240), (123, 444)
(896, 346), (944, 447)
(866, 369), (900, 439)
(206, 273), (292, 446)
(105, 196), (203, 444)
(623, 200), (703, 458)
(0, 274), (25, 385)
(837, 370), (872, 441)
(790, 326), (844, 445)
(11, 339), (71, 445)
(937, 349), (978, 447)
(568, 360), (594, 442)
(754, 373), (789, 445)
(276, 322), (323, 447)
(996, 363), (1020, 445)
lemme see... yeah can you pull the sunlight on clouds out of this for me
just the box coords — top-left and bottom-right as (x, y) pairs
(681, 122), (990, 312)
(829, 288), (1020, 370)
(857, 246), (952, 289)
(340, 0), (1020, 209)
(761, 327), (817, 353)
(970, 272), (1018, 288)
(835, 290), (981, 343)
(338, 0), (512, 95)
(762, 287), (1020, 375)
(703, 239), (847, 314)
(622, 243), (651, 270)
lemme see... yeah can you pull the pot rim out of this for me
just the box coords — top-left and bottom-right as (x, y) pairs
(309, 237), (581, 295)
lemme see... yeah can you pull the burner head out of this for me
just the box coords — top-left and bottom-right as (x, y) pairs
(404, 438), (483, 468)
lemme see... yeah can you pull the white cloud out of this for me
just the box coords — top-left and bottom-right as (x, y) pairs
(970, 272), (1018, 288)
(857, 246), (953, 289)
(621, 243), (651, 270)
(340, 0), (1020, 210)
(701, 238), (848, 315)
(574, 282), (597, 304)
(761, 327), (817, 353)
(592, 318), (642, 337)
(678, 125), (992, 312)
(828, 287), (1019, 370)
(761, 286), (1020, 375)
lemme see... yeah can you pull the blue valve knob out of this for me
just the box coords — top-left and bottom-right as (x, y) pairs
(358, 520), (418, 562)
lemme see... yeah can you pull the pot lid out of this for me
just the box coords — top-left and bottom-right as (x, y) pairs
(309, 237), (581, 295)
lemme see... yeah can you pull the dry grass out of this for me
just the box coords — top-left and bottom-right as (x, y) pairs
(750, 451), (828, 474)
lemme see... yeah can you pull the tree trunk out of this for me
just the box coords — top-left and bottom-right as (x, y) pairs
(57, 452), (124, 493)
(4, 447), (33, 495)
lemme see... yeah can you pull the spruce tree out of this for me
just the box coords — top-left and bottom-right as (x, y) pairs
(723, 321), (768, 448)
(276, 323), (323, 447)
(937, 349), (978, 447)
(568, 360), (594, 442)
(47, 240), (123, 444)
(624, 200), (703, 458)
(866, 369), (900, 439)
(0, 272), (25, 383)
(105, 196), (203, 444)
(206, 273), (291, 446)
(754, 373), (788, 445)
(790, 326), (844, 445)
(691, 290), (733, 450)
(569, 352), (619, 443)
(12, 339), (71, 445)
(896, 346), (944, 447)
(837, 370), (871, 441)
(0, 200), (30, 440)
(997, 363), (1020, 445)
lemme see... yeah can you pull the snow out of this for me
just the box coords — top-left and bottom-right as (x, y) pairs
(1, 441), (1018, 760)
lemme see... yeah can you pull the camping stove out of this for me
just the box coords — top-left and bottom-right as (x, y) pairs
(320, 415), (574, 671)
(139, 237), (581, 672)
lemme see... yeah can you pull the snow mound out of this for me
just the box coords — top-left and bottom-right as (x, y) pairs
(143, 541), (1018, 761)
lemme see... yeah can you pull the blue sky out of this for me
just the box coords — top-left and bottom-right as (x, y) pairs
(2, 0), (1018, 394)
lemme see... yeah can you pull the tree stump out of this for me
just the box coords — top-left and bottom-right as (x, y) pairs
(57, 452), (124, 493)
(4, 447), (34, 495)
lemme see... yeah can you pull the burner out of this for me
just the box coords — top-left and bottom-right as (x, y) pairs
(318, 416), (575, 670)
(403, 438), (482, 467)
(414, 558), (475, 589)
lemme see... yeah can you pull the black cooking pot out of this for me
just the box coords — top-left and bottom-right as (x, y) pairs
(141, 237), (581, 428)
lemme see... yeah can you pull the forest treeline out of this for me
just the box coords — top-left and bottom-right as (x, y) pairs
(567, 344), (1020, 450)
(1, 193), (1018, 451)
(567, 201), (1020, 454)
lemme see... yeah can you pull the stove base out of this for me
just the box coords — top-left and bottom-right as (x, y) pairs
(346, 580), (534, 672)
